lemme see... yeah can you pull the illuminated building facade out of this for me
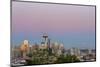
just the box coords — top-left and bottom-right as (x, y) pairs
(20, 40), (30, 58)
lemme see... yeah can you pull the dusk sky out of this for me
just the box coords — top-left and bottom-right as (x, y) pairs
(12, 1), (95, 49)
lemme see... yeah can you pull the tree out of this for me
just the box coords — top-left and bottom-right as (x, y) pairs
(56, 54), (80, 63)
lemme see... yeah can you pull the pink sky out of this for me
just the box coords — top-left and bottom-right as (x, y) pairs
(12, 2), (95, 34)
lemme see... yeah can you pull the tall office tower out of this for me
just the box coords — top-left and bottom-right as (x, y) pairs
(59, 43), (64, 54)
(59, 43), (64, 50)
(42, 33), (48, 49)
(47, 38), (52, 54)
(53, 42), (59, 54)
(47, 38), (50, 49)
(51, 43), (55, 53)
(54, 42), (59, 50)
(20, 40), (30, 58)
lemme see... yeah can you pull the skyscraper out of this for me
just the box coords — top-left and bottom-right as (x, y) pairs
(20, 40), (30, 58)
(47, 38), (50, 49)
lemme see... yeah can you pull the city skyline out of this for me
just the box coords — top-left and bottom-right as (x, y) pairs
(12, 1), (95, 49)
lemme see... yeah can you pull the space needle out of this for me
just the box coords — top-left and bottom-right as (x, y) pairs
(42, 33), (49, 49)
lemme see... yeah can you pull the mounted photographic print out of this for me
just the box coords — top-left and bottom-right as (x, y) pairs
(11, 0), (96, 66)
